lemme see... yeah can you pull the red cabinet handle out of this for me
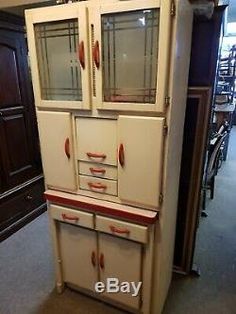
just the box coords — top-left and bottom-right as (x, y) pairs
(62, 213), (79, 222)
(64, 138), (70, 159)
(110, 225), (130, 235)
(89, 167), (106, 174)
(87, 152), (106, 159)
(93, 40), (100, 69)
(91, 251), (96, 267)
(99, 253), (104, 270)
(118, 144), (125, 167)
(78, 40), (85, 69)
(88, 182), (107, 190)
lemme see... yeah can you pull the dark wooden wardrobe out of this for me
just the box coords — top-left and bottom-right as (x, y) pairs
(0, 12), (45, 241)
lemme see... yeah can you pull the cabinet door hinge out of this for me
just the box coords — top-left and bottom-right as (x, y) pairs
(163, 125), (168, 136)
(159, 193), (164, 205)
(171, 2), (176, 17)
(165, 96), (171, 107)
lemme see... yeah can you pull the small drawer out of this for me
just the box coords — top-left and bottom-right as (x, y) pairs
(96, 215), (148, 244)
(79, 161), (117, 180)
(76, 118), (117, 166)
(79, 175), (117, 196)
(49, 204), (94, 229)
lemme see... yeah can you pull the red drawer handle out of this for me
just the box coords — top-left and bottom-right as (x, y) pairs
(99, 253), (104, 270)
(64, 138), (70, 159)
(88, 182), (107, 190)
(118, 144), (125, 167)
(62, 213), (79, 222)
(78, 40), (85, 69)
(110, 225), (130, 235)
(91, 251), (96, 267)
(93, 40), (100, 69)
(87, 152), (106, 159)
(89, 167), (106, 174)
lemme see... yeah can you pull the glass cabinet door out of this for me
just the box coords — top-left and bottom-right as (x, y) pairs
(35, 19), (81, 102)
(102, 10), (159, 104)
(92, 0), (171, 112)
(26, 4), (90, 109)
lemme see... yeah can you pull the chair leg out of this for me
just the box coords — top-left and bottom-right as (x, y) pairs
(210, 176), (215, 199)
(202, 186), (207, 212)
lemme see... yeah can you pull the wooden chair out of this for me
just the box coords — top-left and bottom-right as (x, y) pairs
(202, 131), (227, 213)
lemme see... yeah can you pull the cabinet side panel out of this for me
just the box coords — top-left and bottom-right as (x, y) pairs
(151, 1), (193, 313)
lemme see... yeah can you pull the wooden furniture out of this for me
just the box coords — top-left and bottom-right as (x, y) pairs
(174, 6), (226, 273)
(25, 1), (193, 313)
(0, 11), (45, 242)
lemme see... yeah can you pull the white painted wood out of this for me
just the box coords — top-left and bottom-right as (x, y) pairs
(118, 116), (164, 209)
(50, 204), (94, 229)
(98, 233), (142, 309)
(45, 189), (158, 222)
(151, 1), (193, 313)
(96, 215), (148, 244)
(79, 161), (118, 180)
(79, 175), (117, 196)
(25, 3), (90, 110)
(76, 117), (117, 165)
(59, 223), (98, 291)
(141, 224), (155, 314)
(91, 0), (169, 112)
(48, 205), (65, 294)
(37, 111), (76, 191)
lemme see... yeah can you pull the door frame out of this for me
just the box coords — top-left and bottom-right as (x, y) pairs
(174, 87), (212, 274)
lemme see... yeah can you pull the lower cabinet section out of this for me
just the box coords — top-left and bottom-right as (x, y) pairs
(49, 203), (154, 313)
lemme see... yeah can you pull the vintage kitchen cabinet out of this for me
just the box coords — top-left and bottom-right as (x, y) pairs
(25, 0), (193, 313)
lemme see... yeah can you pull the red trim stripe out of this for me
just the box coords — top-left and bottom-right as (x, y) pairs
(44, 193), (158, 225)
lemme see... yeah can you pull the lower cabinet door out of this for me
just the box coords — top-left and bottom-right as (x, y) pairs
(59, 223), (98, 291)
(98, 233), (142, 309)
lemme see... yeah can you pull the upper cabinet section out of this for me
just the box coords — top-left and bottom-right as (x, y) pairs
(25, 3), (90, 110)
(26, 0), (172, 112)
(91, 0), (171, 112)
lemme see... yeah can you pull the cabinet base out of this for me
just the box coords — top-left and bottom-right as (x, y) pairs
(65, 283), (140, 314)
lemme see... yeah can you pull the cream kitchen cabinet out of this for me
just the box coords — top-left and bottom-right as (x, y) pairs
(26, 1), (193, 313)
(37, 111), (76, 192)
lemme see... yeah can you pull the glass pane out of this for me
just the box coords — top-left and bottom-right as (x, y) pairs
(34, 19), (82, 101)
(102, 9), (159, 104)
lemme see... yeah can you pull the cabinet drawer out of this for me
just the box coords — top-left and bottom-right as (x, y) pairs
(49, 204), (94, 229)
(76, 118), (117, 166)
(79, 161), (117, 180)
(79, 175), (117, 196)
(96, 215), (148, 244)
